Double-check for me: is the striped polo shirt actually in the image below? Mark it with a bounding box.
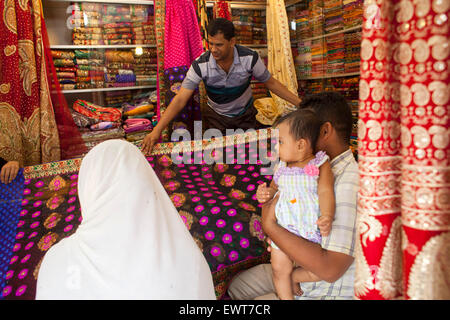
[181,45,271,117]
[296,149,359,300]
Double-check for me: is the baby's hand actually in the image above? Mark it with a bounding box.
[256,183,275,203]
[317,216,333,237]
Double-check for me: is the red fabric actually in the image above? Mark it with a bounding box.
[164,0,203,69]
[0,0,61,165]
[213,1,232,21]
[40,17,87,160]
[355,0,449,300]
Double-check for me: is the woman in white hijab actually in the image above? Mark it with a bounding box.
[36,139,216,300]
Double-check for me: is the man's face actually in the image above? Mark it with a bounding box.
[208,32,235,61]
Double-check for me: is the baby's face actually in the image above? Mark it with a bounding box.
[275,122,303,163]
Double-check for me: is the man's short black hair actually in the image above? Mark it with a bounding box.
[273,108,322,151]
[299,91,353,145]
[207,18,235,41]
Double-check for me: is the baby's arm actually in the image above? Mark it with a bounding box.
[292,266,322,283]
[317,160,335,236]
[256,180,278,203]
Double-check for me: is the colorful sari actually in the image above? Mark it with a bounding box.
[355,0,449,300]
[162,0,204,139]
[0,0,86,165]
[266,0,299,116]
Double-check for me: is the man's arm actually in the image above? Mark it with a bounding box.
[261,195,354,283]
[141,87,194,154]
[264,76,302,108]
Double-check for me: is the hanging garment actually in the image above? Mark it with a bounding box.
[163,0,204,138]
[266,0,299,116]
[35,140,216,300]
[355,0,449,300]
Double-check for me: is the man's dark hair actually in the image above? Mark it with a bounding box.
[273,108,322,151]
[207,18,235,41]
[299,91,352,145]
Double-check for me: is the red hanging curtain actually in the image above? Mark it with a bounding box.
[0,0,86,165]
[355,0,449,299]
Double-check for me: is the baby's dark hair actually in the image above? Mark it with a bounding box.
[273,108,322,151]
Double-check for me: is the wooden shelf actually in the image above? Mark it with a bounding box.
[207,1,266,9]
[298,72,360,80]
[299,25,363,42]
[61,85,156,94]
[46,0,154,5]
[50,44,156,49]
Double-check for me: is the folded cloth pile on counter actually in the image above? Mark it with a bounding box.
[122,90,157,142]
[105,50,136,87]
[70,99,125,151]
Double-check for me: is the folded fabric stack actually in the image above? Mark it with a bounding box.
[309,0,324,37]
[296,0,310,40]
[311,38,326,77]
[74,50,105,89]
[72,99,125,148]
[122,91,156,142]
[324,0,343,34]
[52,50,76,90]
[326,33,345,74]
[232,14,253,44]
[344,31,361,73]
[232,9,266,45]
[252,11,266,44]
[105,90,133,108]
[134,48,157,86]
[343,0,363,29]
[71,3,103,45]
[105,50,136,87]
[102,22,133,46]
[251,82,269,100]
[296,40,312,78]
[131,5,155,44]
[298,79,323,98]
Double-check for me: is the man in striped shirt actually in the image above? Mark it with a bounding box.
[142,18,301,155]
[228,92,359,300]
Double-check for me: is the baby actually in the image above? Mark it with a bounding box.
[257,108,335,299]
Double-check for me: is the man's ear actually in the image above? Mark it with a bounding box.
[321,122,333,140]
[230,37,236,46]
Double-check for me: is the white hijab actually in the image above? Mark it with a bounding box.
[36,140,216,300]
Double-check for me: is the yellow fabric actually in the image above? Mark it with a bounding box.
[254,97,281,125]
[266,0,298,115]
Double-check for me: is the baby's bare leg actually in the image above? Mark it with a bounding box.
[271,248,294,300]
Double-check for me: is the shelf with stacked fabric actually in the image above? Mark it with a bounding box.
[43,0,159,151]
[290,0,363,158]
